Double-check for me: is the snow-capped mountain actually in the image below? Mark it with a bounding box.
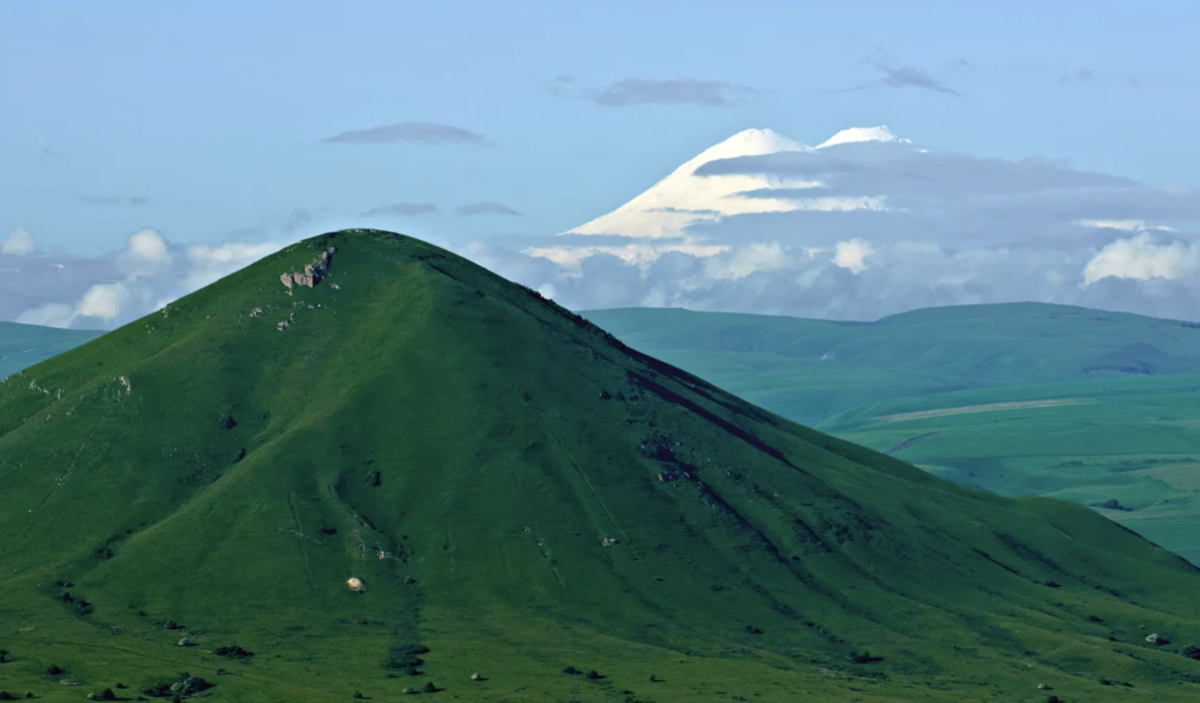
[524,126,909,266]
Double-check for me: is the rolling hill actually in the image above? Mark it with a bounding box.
[584,306,1200,567]
[583,305,1200,425]
[2,230,1200,702]
[0,322,101,380]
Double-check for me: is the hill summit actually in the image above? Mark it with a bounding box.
[1,229,1199,702]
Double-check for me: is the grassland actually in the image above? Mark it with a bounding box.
[586,306,1200,567]
[2,231,1200,701]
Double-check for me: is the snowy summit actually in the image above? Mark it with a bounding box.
[525,126,909,265]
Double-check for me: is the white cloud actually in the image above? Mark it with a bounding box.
[704,241,792,280]
[16,302,77,328]
[8,228,284,329]
[2,227,35,256]
[185,241,285,291]
[832,238,876,274]
[78,282,134,321]
[1082,233,1200,285]
[117,228,174,279]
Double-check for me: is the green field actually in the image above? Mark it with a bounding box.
[4,230,1200,701]
[586,306,1200,566]
[0,322,100,380]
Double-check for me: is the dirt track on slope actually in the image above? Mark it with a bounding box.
[878,398,1098,423]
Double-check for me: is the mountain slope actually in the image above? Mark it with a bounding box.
[0,321,101,379]
[2,230,1200,702]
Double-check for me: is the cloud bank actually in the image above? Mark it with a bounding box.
[9,128,1200,330]
[448,130,1200,323]
[6,229,284,329]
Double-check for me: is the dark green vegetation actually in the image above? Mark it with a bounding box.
[586,306,1200,565]
[2,230,1200,701]
[0,322,100,380]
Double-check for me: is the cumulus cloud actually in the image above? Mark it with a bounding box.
[591,78,767,107]
[1082,233,1200,285]
[323,122,488,145]
[9,228,283,329]
[457,202,522,217]
[2,227,35,256]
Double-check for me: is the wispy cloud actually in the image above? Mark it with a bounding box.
[82,196,149,206]
[323,121,488,145]
[361,203,438,217]
[549,75,768,107]
[832,54,961,95]
[548,74,576,98]
[457,202,522,217]
[1059,68,1140,89]
[591,78,767,107]
[282,208,314,235]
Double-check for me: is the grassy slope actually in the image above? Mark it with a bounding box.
[818,372,1200,566]
[0,322,101,380]
[586,306,1200,566]
[1,231,1200,702]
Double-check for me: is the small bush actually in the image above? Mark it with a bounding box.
[1182,644,1200,660]
[848,651,883,664]
[0,649,9,663]
[91,689,117,701]
[45,664,65,677]
[562,666,579,675]
[54,591,93,616]
[383,644,429,674]
[585,670,602,680]
[213,645,253,661]
[422,682,437,693]
[0,692,18,701]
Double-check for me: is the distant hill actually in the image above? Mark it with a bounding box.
[586,305,1200,566]
[0,321,101,379]
[585,304,1200,419]
[2,231,1199,702]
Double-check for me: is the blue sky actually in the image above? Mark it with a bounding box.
[4,1,1200,327]
[4,0,1195,252]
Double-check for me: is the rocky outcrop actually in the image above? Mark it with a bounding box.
[277,313,295,332]
[281,247,337,292]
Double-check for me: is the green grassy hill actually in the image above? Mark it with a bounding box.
[584,307,1200,569]
[819,372,1200,566]
[3,230,1200,702]
[0,322,100,380]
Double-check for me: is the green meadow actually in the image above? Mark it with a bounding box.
[2,232,1200,701]
[587,306,1200,565]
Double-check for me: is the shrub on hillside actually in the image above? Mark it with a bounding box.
[1182,644,1200,660]
[0,649,8,663]
[383,643,429,675]
[212,645,253,661]
[54,591,93,616]
[0,692,18,701]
